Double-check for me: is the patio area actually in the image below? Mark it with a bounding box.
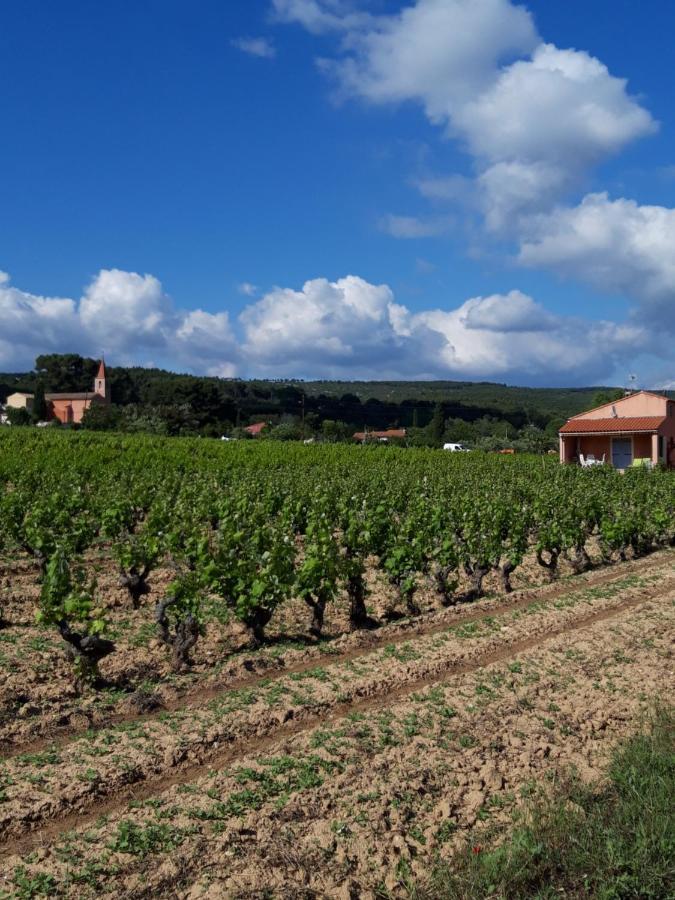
[559,432,657,469]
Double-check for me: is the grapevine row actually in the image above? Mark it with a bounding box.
[0,430,672,687]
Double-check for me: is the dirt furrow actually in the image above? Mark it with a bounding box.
[3,550,672,758]
[143,601,675,900]
[0,582,667,859]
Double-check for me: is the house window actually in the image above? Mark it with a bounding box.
[659,435,664,460]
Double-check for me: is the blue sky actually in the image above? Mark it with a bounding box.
[1,0,674,386]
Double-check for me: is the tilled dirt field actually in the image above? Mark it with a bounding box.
[0,551,673,897]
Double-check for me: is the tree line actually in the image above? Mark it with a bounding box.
[0,353,632,449]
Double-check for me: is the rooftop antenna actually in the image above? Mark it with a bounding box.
[625,373,638,396]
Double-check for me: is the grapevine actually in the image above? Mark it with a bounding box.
[0,428,671,686]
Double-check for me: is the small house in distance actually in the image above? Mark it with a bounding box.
[559,390,675,470]
[353,428,407,443]
[244,421,268,437]
[5,392,35,413]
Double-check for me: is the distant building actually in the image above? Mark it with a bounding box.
[559,390,675,470]
[244,421,268,436]
[46,359,111,424]
[6,392,35,412]
[7,360,111,425]
[353,428,407,443]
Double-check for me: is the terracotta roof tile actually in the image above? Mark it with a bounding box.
[559,416,666,434]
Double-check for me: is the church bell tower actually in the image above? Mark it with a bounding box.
[94,359,111,403]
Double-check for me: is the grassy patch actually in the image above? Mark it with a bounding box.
[189,753,342,821]
[108,820,189,856]
[413,705,674,899]
[382,642,421,663]
[9,867,57,898]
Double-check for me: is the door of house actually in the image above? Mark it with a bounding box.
[612,438,632,469]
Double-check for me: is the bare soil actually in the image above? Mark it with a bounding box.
[0,549,672,898]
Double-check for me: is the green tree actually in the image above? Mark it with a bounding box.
[591,389,624,409]
[516,424,555,454]
[7,407,31,426]
[35,353,98,392]
[81,404,123,431]
[267,422,303,441]
[321,419,352,442]
[443,418,476,444]
[427,403,446,446]
[32,381,48,422]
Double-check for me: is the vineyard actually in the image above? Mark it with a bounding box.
[0,429,673,897]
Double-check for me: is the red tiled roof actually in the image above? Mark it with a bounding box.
[96,359,106,379]
[559,416,666,434]
[244,421,267,435]
[353,429,407,441]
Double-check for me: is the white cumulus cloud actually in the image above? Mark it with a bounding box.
[80,270,169,349]
[325,0,537,116]
[239,275,421,376]
[461,290,557,333]
[454,43,655,167]
[519,193,675,331]
[239,274,648,382]
[277,1,657,229]
[0,268,661,385]
[0,269,240,376]
[415,301,644,381]
[0,275,82,371]
[272,0,670,351]
[271,0,370,34]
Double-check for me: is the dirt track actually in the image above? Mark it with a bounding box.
[0,552,673,897]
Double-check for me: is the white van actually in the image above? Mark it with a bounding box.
[443,442,469,452]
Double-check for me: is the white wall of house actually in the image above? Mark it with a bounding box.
[6,393,34,411]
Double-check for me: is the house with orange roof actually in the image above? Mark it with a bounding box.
[244,421,268,436]
[559,390,675,470]
[353,428,407,443]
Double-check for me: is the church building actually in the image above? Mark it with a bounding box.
[45,359,111,424]
[6,359,111,424]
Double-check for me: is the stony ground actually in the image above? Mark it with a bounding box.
[0,549,673,898]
